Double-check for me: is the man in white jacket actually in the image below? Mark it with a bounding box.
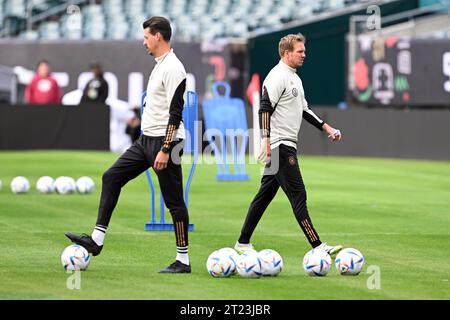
[235,33,343,256]
[66,16,191,274]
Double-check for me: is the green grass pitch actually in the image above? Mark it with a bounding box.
[0,151,449,300]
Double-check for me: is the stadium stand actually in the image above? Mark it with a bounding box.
[0,0,407,41]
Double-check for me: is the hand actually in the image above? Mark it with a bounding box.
[154,151,169,171]
[328,129,342,141]
[323,123,342,142]
[258,137,271,163]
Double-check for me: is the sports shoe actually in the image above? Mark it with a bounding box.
[315,242,343,257]
[65,232,103,256]
[159,260,191,273]
[234,241,255,254]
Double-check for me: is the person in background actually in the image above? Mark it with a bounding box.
[80,62,109,104]
[125,107,142,143]
[25,60,62,105]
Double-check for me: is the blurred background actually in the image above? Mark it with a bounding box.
[0,0,449,160]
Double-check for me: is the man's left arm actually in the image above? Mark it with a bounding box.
[302,97,342,142]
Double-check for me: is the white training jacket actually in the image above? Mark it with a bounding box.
[260,60,324,150]
[142,48,186,141]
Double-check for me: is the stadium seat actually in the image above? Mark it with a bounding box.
[60,11,83,40]
[39,21,60,39]
[4,0,27,18]
[19,29,39,40]
[2,0,410,41]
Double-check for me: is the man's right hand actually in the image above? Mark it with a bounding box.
[258,137,271,163]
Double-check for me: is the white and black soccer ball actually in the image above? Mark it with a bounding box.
[335,248,364,275]
[76,176,95,194]
[217,247,240,275]
[54,176,76,195]
[303,249,332,276]
[258,249,283,276]
[10,176,30,194]
[206,249,235,278]
[36,176,55,194]
[236,250,262,278]
[61,244,91,271]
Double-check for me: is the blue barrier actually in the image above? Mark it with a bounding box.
[142,91,197,231]
[202,81,249,181]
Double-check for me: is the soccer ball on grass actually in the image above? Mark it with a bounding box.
[76,176,95,194]
[36,176,55,194]
[258,249,283,276]
[335,248,364,275]
[61,244,91,271]
[236,250,262,278]
[10,176,30,194]
[303,249,332,276]
[206,249,236,278]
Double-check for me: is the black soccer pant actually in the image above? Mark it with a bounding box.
[238,144,321,247]
[96,135,189,248]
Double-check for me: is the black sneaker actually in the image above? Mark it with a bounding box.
[65,232,103,256]
[159,260,191,273]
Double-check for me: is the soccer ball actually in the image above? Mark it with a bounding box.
[217,247,239,274]
[303,249,332,276]
[258,249,283,276]
[36,176,55,194]
[0,179,2,191]
[61,244,91,271]
[54,176,76,195]
[236,250,262,278]
[206,249,235,278]
[335,248,364,275]
[76,176,95,194]
[10,176,30,194]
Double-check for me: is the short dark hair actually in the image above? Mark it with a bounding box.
[142,16,172,41]
[89,62,101,70]
[37,59,49,68]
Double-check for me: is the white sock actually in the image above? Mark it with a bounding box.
[176,246,189,265]
[91,225,107,246]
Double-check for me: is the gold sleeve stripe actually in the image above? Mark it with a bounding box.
[164,124,176,148]
[264,113,267,135]
[262,113,265,132]
[262,112,270,137]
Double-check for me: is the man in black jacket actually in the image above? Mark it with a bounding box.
[80,62,109,104]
